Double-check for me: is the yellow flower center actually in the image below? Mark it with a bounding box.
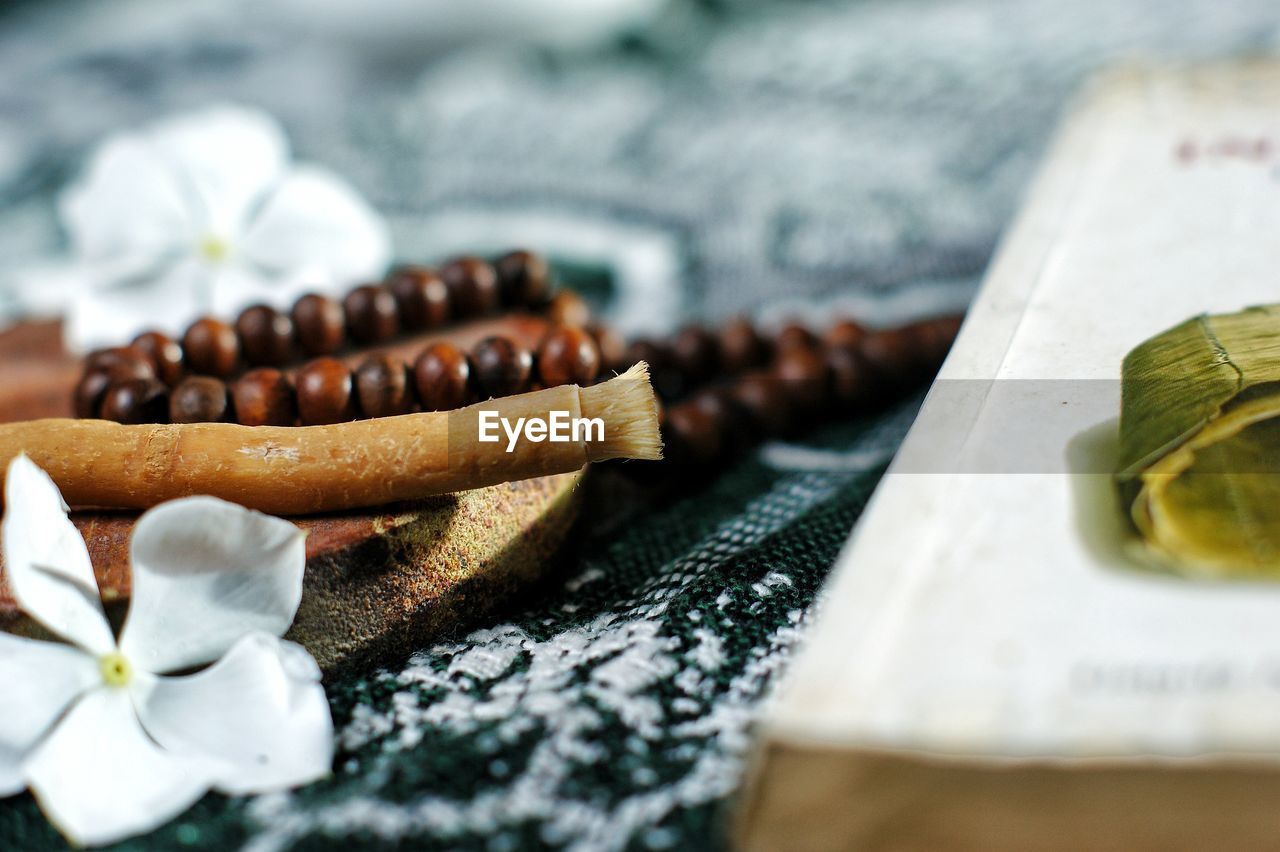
[99,652,133,688]
[199,234,230,264]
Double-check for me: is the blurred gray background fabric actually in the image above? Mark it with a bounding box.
[1,0,1279,849]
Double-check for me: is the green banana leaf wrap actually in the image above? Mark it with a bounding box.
[1118,305,1280,578]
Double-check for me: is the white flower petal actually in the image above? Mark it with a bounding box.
[119,497,306,673]
[241,165,390,285]
[133,632,332,794]
[62,257,211,351]
[3,259,93,321]
[207,261,283,317]
[1,456,114,655]
[0,632,97,796]
[148,105,289,239]
[58,133,194,276]
[24,688,214,847]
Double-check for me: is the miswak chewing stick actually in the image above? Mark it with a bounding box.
[0,364,660,515]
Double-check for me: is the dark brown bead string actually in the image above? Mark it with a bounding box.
[413,342,471,412]
[182,318,239,378]
[169,376,232,424]
[71,250,962,445]
[74,251,556,410]
[79,311,958,434]
[354,355,414,419]
[232,369,296,427]
[632,314,963,482]
[236,305,294,367]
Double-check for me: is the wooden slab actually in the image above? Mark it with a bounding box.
[0,316,583,673]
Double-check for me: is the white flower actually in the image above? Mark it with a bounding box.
[0,455,332,847]
[52,104,390,351]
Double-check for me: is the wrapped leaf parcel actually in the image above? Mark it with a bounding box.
[1118,305,1280,578]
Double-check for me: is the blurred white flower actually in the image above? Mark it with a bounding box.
[50,105,389,351]
[0,455,331,847]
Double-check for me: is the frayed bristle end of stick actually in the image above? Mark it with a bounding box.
[579,362,663,462]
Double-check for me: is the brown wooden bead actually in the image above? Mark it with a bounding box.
[79,347,155,419]
[537,327,601,387]
[664,402,722,467]
[296,357,358,425]
[585,323,626,373]
[732,372,792,437]
[413,342,471,411]
[671,325,719,385]
[231,369,297,427]
[624,338,681,399]
[773,345,829,412]
[546,290,590,328]
[775,322,819,352]
[691,387,752,457]
[182,318,239,378]
[826,344,872,410]
[908,316,962,373]
[387,266,449,331]
[130,332,184,385]
[622,338,668,371]
[441,257,499,318]
[100,378,168,424]
[169,376,231,423]
[344,284,399,344]
[495,250,550,307]
[718,317,768,373]
[74,371,114,420]
[85,346,154,379]
[292,294,346,356]
[470,336,533,398]
[860,327,917,384]
[825,319,867,351]
[355,355,414,419]
[74,358,153,419]
[235,305,294,367]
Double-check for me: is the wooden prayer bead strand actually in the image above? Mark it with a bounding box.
[586,323,627,375]
[772,344,830,416]
[386,266,450,331]
[774,322,820,353]
[296,357,359,426]
[545,290,591,328]
[84,346,154,379]
[70,251,565,408]
[235,305,295,367]
[344,284,400,345]
[292,293,346,357]
[131,332,185,385]
[232,369,298,427]
[536,327,601,388]
[413,342,472,411]
[74,354,155,420]
[495,250,550,308]
[100,378,169,424]
[182,318,240,378]
[825,319,867,351]
[470,336,534,399]
[718,317,770,374]
[169,376,233,424]
[441,257,499,318]
[618,313,963,485]
[354,354,415,419]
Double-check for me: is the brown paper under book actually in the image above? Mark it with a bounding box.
[0,364,659,514]
[738,64,1280,852]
